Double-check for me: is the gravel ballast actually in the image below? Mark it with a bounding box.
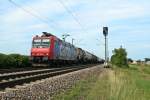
[0,65,103,100]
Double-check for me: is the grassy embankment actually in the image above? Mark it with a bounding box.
[53,64,150,100]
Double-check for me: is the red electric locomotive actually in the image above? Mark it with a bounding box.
[31,32,77,66]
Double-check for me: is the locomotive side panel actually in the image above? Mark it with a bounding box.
[54,40,77,61]
[53,39,60,59]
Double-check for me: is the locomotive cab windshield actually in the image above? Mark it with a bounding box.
[32,38,50,48]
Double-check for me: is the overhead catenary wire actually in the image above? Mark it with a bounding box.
[17,1,58,27]
[57,0,88,33]
[8,0,59,32]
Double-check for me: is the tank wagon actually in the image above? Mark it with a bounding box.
[30,32,103,66]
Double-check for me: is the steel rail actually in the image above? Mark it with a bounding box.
[0,66,89,90]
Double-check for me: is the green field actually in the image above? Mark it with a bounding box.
[53,64,150,100]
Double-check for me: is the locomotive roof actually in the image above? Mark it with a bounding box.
[33,32,55,39]
[33,32,75,47]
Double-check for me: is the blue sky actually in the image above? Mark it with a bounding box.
[0,0,150,60]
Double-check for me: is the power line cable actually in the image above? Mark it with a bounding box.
[19,1,58,28]
[8,0,58,32]
[57,0,87,33]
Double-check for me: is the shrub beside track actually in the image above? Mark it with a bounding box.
[0,53,31,69]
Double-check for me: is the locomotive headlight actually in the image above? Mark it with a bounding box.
[44,53,49,56]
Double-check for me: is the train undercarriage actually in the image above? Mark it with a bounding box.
[30,56,102,67]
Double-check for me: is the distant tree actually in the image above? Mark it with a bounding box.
[0,53,7,68]
[4,55,16,68]
[111,46,128,67]
[128,58,133,63]
[136,60,142,65]
[9,54,22,67]
[145,58,150,62]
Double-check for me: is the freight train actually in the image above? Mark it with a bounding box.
[30,32,104,66]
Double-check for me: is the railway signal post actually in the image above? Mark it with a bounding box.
[103,27,109,67]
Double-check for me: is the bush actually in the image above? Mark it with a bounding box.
[9,54,23,67]
[111,46,128,68]
[21,55,31,67]
[0,53,31,69]
[0,53,7,68]
[5,55,16,68]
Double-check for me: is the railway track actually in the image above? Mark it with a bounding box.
[0,64,96,90]
[0,67,48,74]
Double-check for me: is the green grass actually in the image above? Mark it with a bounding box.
[53,65,150,100]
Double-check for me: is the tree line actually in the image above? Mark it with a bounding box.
[0,53,31,69]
